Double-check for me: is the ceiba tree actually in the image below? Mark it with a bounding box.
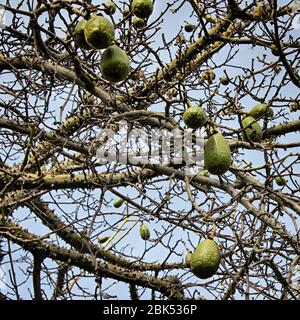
[0,0,299,300]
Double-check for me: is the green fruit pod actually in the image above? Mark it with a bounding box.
[184,24,194,33]
[183,106,207,129]
[73,19,93,50]
[100,45,131,82]
[113,197,124,208]
[84,15,115,49]
[249,103,273,119]
[103,2,116,15]
[185,251,193,266]
[242,116,263,142]
[140,223,150,240]
[132,0,153,19]
[204,133,232,175]
[275,176,287,187]
[190,239,221,279]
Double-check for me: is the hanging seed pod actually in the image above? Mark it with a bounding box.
[274,175,287,186]
[84,15,115,49]
[73,19,93,50]
[132,17,146,29]
[242,116,263,142]
[140,223,150,240]
[204,133,232,175]
[100,45,131,83]
[103,2,116,15]
[113,197,124,208]
[184,23,194,33]
[190,239,221,279]
[132,0,153,19]
[183,105,207,129]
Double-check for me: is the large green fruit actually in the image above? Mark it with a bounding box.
[204,133,232,175]
[242,116,263,142]
[104,2,116,15]
[190,239,221,279]
[183,106,207,129]
[140,223,150,240]
[73,19,93,50]
[249,103,273,119]
[84,15,115,49]
[100,45,130,82]
[113,197,124,208]
[132,0,153,19]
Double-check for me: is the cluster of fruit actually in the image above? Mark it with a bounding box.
[114,195,221,279]
[183,102,276,176]
[181,101,287,278]
[73,0,154,82]
[78,2,285,281]
[113,197,151,241]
